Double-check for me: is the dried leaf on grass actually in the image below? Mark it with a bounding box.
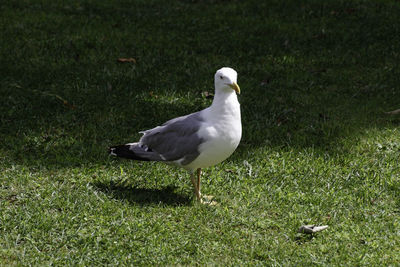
[385,108,400,115]
[298,225,329,234]
[117,58,136,63]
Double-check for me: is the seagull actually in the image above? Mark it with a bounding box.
[109,67,241,204]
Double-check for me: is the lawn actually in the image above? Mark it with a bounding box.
[1,0,400,265]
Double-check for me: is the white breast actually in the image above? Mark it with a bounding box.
[183,99,242,171]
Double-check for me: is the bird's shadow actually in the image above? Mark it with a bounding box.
[93,181,192,206]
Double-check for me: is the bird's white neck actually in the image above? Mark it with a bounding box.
[209,90,240,116]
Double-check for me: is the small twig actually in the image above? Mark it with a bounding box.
[32,89,76,109]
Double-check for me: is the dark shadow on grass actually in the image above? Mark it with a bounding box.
[1,0,400,170]
[93,181,192,206]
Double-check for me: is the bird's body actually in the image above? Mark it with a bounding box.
[183,91,241,171]
[109,67,241,204]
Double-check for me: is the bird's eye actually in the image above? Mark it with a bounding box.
[220,75,223,79]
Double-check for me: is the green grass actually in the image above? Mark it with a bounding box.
[1,0,400,265]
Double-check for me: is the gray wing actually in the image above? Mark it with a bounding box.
[139,111,205,165]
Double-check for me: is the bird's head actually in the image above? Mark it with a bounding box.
[214,67,240,94]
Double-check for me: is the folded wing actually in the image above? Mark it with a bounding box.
[110,112,205,166]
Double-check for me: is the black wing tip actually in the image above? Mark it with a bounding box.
[108,144,150,161]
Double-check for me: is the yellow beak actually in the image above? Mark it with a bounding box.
[228,82,240,94]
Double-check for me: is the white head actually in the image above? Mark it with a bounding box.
[214,67,240,94]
